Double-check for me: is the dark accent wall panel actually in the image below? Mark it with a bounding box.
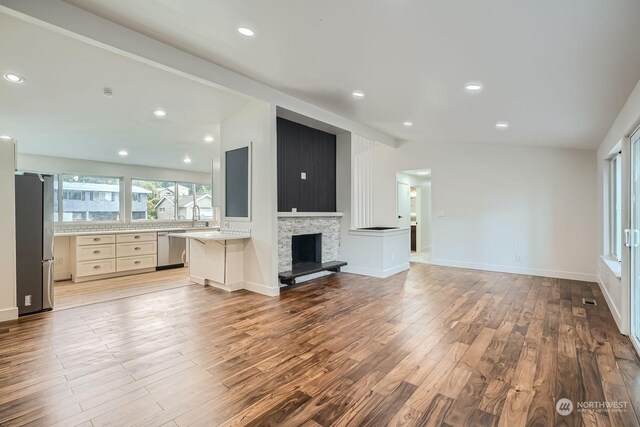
[277,117,336,212]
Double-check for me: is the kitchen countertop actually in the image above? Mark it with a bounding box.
[54,226,218,237]
[168,230,251,241]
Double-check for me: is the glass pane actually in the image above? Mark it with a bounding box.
[614,156,622,261]
[62,175,121,222]
[177,183,195,220]
[632,130,640,350]
[196,184,214,220]
[131,180,176,220]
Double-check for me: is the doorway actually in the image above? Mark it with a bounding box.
[397,170,431,264]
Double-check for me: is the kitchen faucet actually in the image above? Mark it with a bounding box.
[192,204,201,223]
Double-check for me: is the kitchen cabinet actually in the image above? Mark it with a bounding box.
[70,232,158,282]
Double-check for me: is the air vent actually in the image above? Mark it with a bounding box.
[582,298,597,306]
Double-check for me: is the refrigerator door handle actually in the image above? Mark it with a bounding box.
[42,259,54,311]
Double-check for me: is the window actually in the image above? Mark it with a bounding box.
[61,174,122,222]
[610,153,622,261]
[131,180,175,220]
[132,179,213,221]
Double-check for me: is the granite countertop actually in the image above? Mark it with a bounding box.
[54,226,219,237]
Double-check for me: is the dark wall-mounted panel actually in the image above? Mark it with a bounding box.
[225,146,249,218]
[277,117,336,212]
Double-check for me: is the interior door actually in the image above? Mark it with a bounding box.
[631,127,640,351]
[397,181,411,228]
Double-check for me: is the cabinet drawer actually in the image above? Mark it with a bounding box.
[117,255,156,272]
[117,241,157,257]
[76,244,116,261]
[76,259,115,277]
[76,234,115,246]
[116,232,156,243]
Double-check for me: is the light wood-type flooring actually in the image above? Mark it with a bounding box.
[53,268,192,311]
[1,263,639,426]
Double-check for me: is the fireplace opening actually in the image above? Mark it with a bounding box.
[292,233,322,268]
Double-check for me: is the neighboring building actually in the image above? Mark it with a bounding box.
[154,193,213,220]
[56,182,150,221]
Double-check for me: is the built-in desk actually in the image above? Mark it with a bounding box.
[168,231,251,292]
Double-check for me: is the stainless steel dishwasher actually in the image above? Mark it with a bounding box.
[157,230,187,269]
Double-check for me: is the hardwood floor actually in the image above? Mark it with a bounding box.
[1,263,639,426]
[54,268,193,310]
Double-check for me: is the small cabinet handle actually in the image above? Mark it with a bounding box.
[93,238,101,242]
[134,260,141,265]
[134,247,141,251]
[93,250,101,254]
[134,235,141,239]
[93,265,101,270]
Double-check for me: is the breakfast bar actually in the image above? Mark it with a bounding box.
[168,230,251,292]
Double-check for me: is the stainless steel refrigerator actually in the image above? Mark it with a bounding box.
[15,173,54,315]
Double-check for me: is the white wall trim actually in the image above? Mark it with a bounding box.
[597,274,626,335]
[243,281,280,297]
[0,307,18,323]
[430,258,597,283]
[342,263,410,279]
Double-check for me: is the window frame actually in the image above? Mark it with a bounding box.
[130,179,213,222]
[609,152,623,262]
[58,174,125,224]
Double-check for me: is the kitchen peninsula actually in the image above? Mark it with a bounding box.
[169,230,251,292]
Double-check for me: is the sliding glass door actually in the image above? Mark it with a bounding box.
[630,127,640,351]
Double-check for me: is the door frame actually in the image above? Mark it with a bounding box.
[629,126,640,354]
[396,180,411,228]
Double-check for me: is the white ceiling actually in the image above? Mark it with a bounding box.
[62,0,640,149]
[0,13,250,172]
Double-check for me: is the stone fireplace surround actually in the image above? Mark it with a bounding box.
[277,213,342,281]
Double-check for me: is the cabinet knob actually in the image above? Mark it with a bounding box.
[134,235,141,239]
[134,261,141,265]
[93,265,101,270]
[93,238,101,241]
[93,250,101,254]
[134,247,141,251]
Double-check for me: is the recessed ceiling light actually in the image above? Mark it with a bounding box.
[403,121,413,127]
[238,27,255,37]
[464,83,482,92]
[153,109,166,117]
[0,135,11,140]
[352,90,365,99]
[184,157,192,164]
[3,73,24,83]
[416,171,430,176]
[204,135,214,143]
[118,150,128,156]
[496,122,509,129]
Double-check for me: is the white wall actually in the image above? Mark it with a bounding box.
[220,99,278,296]
[596,79,640,333]
[374,140,597,281]
[0,140,17,321]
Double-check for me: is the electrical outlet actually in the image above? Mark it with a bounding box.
[55,257,63,265]
[516,255,523,262]
[301,172,307,180]
[25,295,31,306]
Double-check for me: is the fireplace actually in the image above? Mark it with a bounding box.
[291,233,322,268]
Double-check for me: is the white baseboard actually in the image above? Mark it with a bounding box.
[342,262,410,279]
[0,307,18,323]
[596,274,626,334]
[430,258,596,283]
[244,281,280,297]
